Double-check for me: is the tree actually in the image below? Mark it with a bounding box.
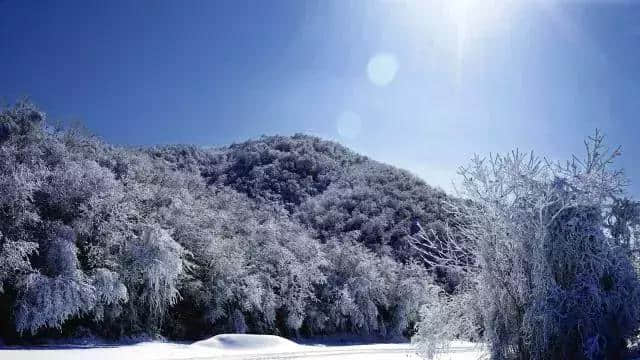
[120,225,187,331]
[0,235,38,294]
[411,131,640,360]
[14,224,96,335]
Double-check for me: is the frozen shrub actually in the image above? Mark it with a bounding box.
[412,286,480,359]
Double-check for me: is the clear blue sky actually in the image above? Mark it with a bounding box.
[2,0,640,195]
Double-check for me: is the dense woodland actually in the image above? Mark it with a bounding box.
[4,101,640,359]
[0,102,455,343]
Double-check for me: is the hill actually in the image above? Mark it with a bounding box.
[0,102,457,343]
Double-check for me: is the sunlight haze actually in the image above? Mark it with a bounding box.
[2,0,639,194]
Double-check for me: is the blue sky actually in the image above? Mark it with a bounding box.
[2,0,640,195]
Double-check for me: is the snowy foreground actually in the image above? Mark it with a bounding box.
[0,334,485,360]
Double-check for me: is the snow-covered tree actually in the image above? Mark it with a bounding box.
[14,225,96,334]
[121,225,187,330]
[0,235,38,294]
[312,236,431,338]
[411,131,640,360]
[204,236,264,333]
[14,273,96,334]
[91,268,129,323]
[0,100,44,145]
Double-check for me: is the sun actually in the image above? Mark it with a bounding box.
[402,0,516,79]
[443,0,514,56]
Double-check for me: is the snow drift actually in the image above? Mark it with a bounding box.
[192,333,303,352]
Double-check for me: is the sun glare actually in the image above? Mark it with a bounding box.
[447,0,512,29]
[403,0,516,81]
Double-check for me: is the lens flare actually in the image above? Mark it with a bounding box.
[367,53,399,87]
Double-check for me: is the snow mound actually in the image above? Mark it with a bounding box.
[192,334,301,352]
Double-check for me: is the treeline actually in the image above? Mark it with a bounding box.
[0,102,455,343]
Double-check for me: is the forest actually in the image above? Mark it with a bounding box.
[0,101,454,343]
[3,101,640,360]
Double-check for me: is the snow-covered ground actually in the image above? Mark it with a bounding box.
[0,334,485,360]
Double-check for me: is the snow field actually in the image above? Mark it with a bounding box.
[0,334,485,360]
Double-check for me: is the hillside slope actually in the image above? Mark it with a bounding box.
[148,135,454,260]
[0,102,457,343]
